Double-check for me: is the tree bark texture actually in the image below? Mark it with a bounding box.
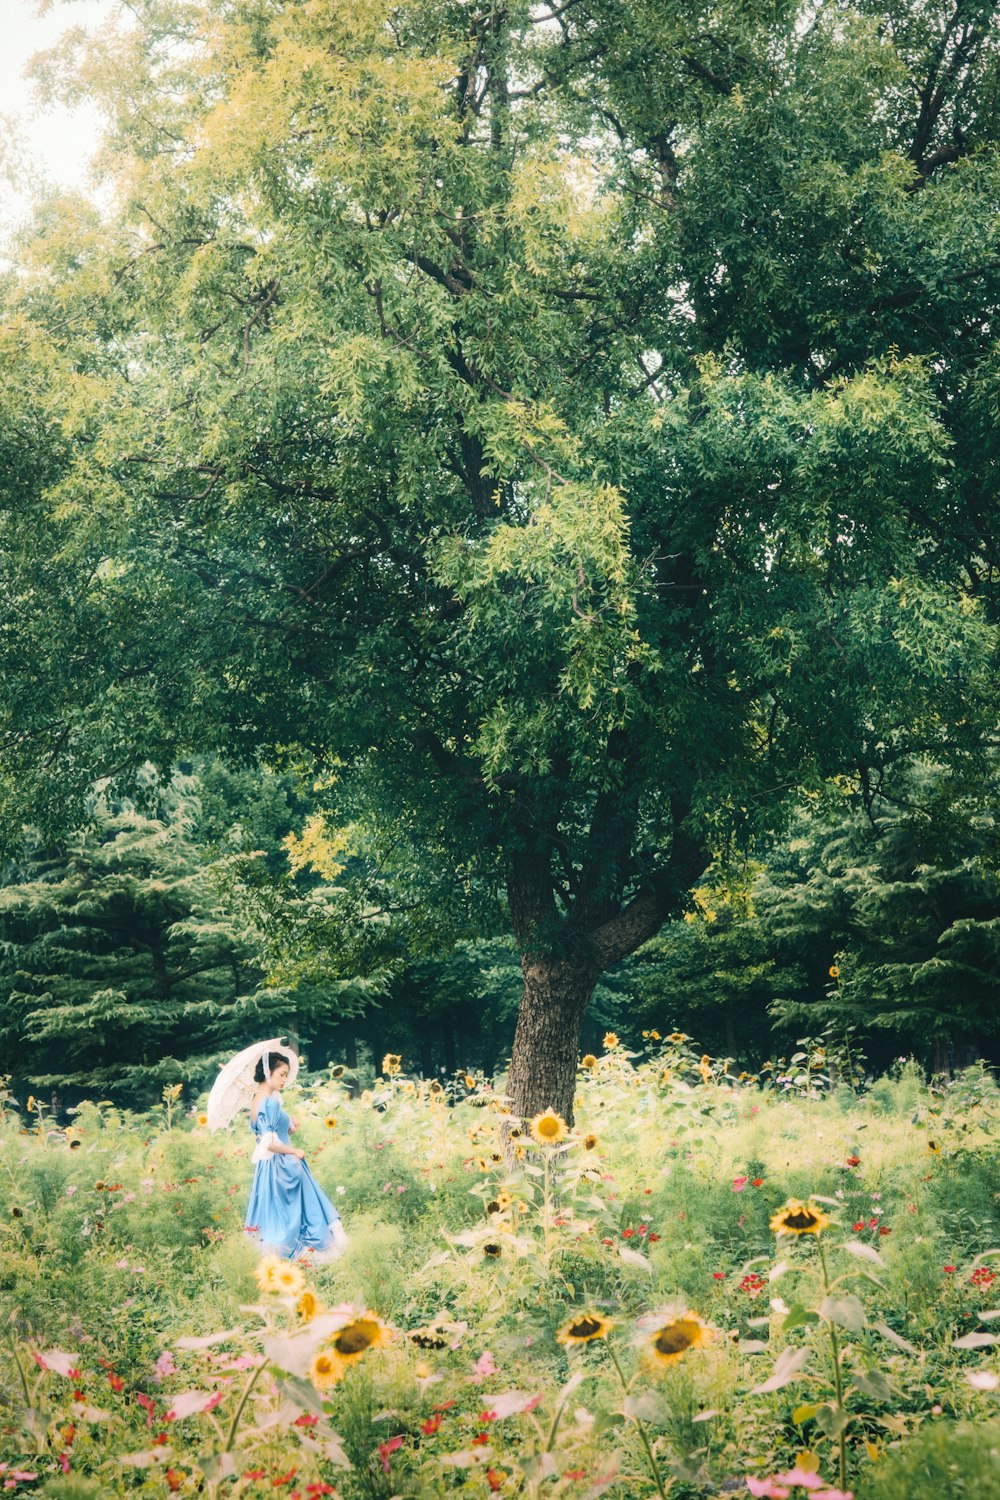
[508,952,599,1127]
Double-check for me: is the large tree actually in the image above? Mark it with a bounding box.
[2,0,999,1120]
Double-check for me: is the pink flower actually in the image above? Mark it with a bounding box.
[153,1351,176,1382]
[732,1176,748,1192]
[746,1480,789,1498]
[772,1471,823,1489]
[470,1350,496,1382]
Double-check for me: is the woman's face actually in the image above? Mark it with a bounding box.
[270,1062,290,1090]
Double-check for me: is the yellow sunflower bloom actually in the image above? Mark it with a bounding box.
[668,1032,687,1044]
[581,1133,598,1150]
[309,1349,342,1390]
[324,1116,338,1129]
[254,1254,285,1294]
[297,1289,321,1322]
[327,1313,390,1374]
[828,965,840,978]
[769,1199,832,1236]
[603,1032,619,1050]
[196,1112,208,1127]
[273,1261,306,1297]
[580,1054,598,1070]
[557,1312,613,1346]
[644,1309,712,1369]
[382,1053,402,1077]
[927,1140,941,1154]
[529,1108,569,1146]
[330,1065,346,1078]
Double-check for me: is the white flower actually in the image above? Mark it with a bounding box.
[336,1185,345,1195]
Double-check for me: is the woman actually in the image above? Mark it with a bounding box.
[244,1051,348,1260]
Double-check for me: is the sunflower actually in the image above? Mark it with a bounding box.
[428,1080,444,1096]
[329,1313,390,1368]
[529,1108,569,1147]
[483,1242,502,1258]
[254,1254,285,1294]
[409,1328,449,1350]
[642,1029,661,1042]
[196,1112,208,1127]
[309,1349,342,1390]
[324,1116,338,1130]
[927,1140,942,1154]
[273,1261,307,1297]
[463,1073,476,1089]
[557,1312,613,1347]
[769,1199,832,1237]
[508,1126,523,1140]
[580,1054,598,1070]
[668,1032,687,1044]
[644,1310,711,1369]
[581,1133,598,1151]
[330,1065,346,1078]
[828,965,840,978]
[603,1032,619,1050]
[297,1289,322,1322]
[382,1053,402,1077]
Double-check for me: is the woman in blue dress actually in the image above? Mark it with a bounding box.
[244,1052,348,1260]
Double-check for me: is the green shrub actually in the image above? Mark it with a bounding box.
[859,1418,1000,1500]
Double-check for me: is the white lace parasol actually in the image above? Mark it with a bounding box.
[206,1038,300,1131]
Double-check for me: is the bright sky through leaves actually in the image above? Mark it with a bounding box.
[0,0,111,241]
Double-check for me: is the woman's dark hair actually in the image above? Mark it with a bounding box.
[253,1052,290,1084]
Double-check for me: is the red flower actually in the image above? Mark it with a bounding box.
[852,1221,865,1232]
[58,1454,70,1475]
[879,1226,891,1236]
[868,1218,879,1229]
[109,1374,125,1393]
[243,1471,267,1480]
[751,1178,764,1188]
[845,1157,861,1168]
[944,1265,956,1273]
[272,1469,298,1487]
[293,1413,318,1428]
[421,1414,442,1436]
[564,1471,587,1481]
[377,1436,403,1474]
[432,1400,457,1412]
[479,1409,497,1423]
[712,1272,726,1280]
[166,1470,184,1493]
[472,1433,490,1446]
[648,1232,661,1242]
[487,1470,504,1492]
[621,1228,635,1238]
[306,1486,336,1497]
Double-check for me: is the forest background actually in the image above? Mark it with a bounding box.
[1,0,1000,1113]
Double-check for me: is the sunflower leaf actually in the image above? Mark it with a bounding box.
[874,1322,917,1353]
[819,1295,867,1334]
[843,1241,887,1268]
[750,1345,811,1394]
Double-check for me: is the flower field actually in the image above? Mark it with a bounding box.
[2,1047,999,1499]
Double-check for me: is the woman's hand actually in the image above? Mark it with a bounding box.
[294,1148,306,1161]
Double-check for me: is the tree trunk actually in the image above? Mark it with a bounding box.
[508,952,599,1127]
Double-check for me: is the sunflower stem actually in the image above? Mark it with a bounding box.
[607,1345,669,1500]
[223,1358,266,1452]
[817,1236,849,1493]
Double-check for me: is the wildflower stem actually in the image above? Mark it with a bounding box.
[817,1237,848,1493]
[607,1345,669,1500]
[223,1359,266,1451]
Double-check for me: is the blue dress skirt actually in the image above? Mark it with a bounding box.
[244,1094,347,1260]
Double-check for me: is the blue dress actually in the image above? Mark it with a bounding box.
[245,1094,345,1259]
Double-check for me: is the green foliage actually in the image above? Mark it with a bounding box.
[859,1418,1000,1500]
